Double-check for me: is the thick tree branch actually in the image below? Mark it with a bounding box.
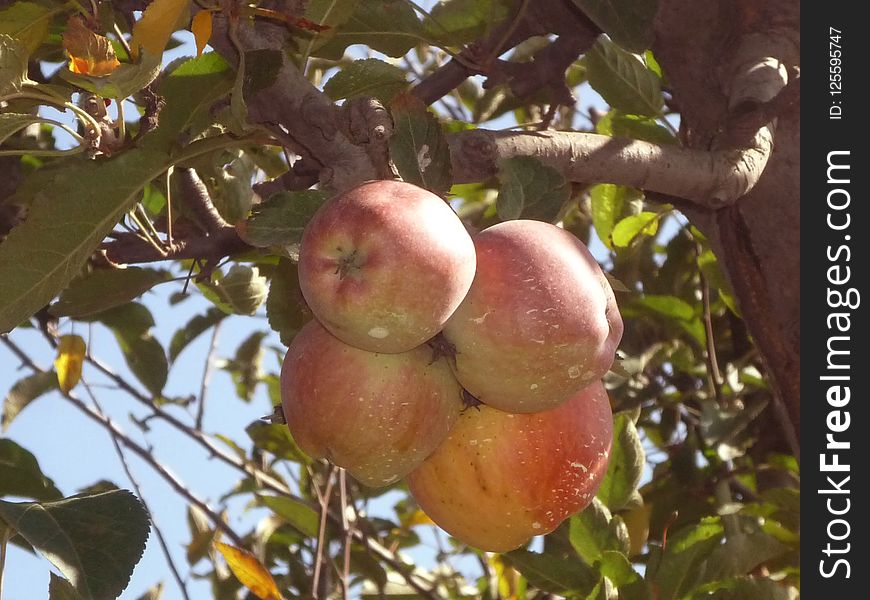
[208,15,377,192]
[448,129,772,208]
[102,228,248,265]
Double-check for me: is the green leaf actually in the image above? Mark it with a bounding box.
[596,110,674,145]
[596,413,644,512]
[0,490,150,600]
[0,112,43,145]
[650,517,724,600]
[50,267,169,318]
[586,37,663,117]
[0,2,52,53]
[259,495,319,538]
[700,398,767,461]
[92,303,168,397]
[0,146,168,334]
[389,94,452,196]
[700,525,789,585]
[199,265,268,316]
[688,576,798,600]
[324,58,409,103]
[611,211,660,247]
[569,498,629,565]
[226,331,268,402]
[169,308,226,362]
[246,421,311,464]
[0,34,29,95]
[60,50,162,99]
[240,190,328,248]
[504,549,600,596]
[599,550,645,590]
[590,184,641,249]
[634,294,694,321]
[266,258,310,347]
[423,0,514,45]
[48,573,82,600]
[2,371,58,432]
[313,0,424,60]
[206,153,256,224]
[0,438,62,500]
[496,156,571,222]
[570,0,657,53]
[153,52,234,146]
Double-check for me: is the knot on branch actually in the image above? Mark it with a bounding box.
[338,97,397,180]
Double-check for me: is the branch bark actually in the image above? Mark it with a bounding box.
[448,129,772,208]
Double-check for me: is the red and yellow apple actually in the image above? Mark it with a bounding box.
[442,220,623,413]
[407,380,613,552]
[280,320,463,487]
[298,180,476,354]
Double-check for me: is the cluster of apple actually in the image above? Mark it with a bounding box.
[280,180,623,552]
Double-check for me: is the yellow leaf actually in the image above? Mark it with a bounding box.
[191,10,212,57]
[62,16,120,77]
[214,542,282,600]
[130,0,190,60]
[400,508,435,528]
[54,335,86,393]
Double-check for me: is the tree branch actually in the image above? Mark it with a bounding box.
[448,129,773,208]
[208,15,377,192]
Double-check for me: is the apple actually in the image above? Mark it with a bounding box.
[280,320,463,487]
[442,220,623,413]
[407,380,613,552]
[298,180,476,354]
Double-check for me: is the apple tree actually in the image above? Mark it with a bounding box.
[0,0,799,598]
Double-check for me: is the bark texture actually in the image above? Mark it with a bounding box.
[653,0,800,439]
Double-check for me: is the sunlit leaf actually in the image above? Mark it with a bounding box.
[62,16,120,76]
[54,334,86,394]
[611,211,660,247]
[0,438,62,500]
[651,517,724,600]
[246,420,310,463]
[0,490,150,600]
[423,0,513,45]
[48,572,80,600]
[504,549,599,596]
[191,10,213,57]
[2,370,58,432]
[596,110,674,145]
[569,498,629,565]
[130,0,191,59]
[60,49,162,99]
[214,541,282,600]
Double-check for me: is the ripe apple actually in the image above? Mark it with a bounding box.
[442,220,623,413]
[280,320,463,487]
[407,380,613,552]
[297,180,476,354]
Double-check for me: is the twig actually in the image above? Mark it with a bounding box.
[176,168,229,235]
[196,321,222,429]
[695,242,724,403]
[485,0,532,68]
[312,467,337,599]
[81,380,192,600]
[0,337,245,548]
[338,469,353,600]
